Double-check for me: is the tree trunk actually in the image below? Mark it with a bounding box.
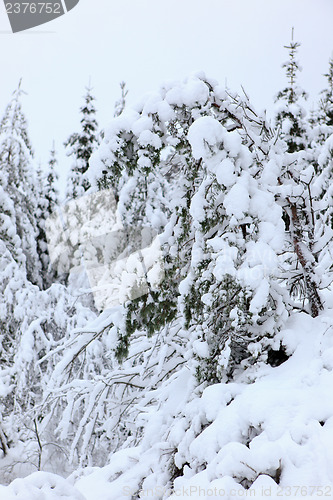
[289,203,323,317]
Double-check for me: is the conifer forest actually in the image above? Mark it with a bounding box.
[1,26,333,499]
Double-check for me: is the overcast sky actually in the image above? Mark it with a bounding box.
[1,0,333,188]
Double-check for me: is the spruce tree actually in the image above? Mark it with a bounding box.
[114,81,128,117]
[0,85,98,471]
[273,35,324,317]
[65,85,99,200]
[319,55,333,127]
[36,143,60,288]
[275,30,308,153]
[308,56,333,148]
[183,111,290,382]
[0,80,41,286]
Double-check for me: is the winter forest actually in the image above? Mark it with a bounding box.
[1,33,333,499]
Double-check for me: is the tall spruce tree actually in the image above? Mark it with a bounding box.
[0,80,41,286]
[0,87,96,465]
[275,30,308,153]
[36,143,60,288]
[273,34,324,317]
[65,85,99,200]
[0,83,44,455]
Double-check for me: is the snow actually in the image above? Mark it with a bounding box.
[249,277,270,314]
[318,133,333,168]
[189,182,209,222]
[3,64,333,500]
[243,240,279,277]
[159,311,333,499]
[261,158,281,185]
[216,158,236,187]
[85,233,164,310]
[131,115,153,135]
[222,130,242,158]
[188,116,224,160]
[137,129,162,149]
[212,244,238,279]
[192,339,209,358]
[0,472,85,500]
[166,78,209,108]
[223,179,250,220]
[0,310,332,499]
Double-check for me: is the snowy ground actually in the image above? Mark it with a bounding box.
[1,308,333,499]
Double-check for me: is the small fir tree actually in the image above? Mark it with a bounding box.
[65,85,99,200]
[114,81,128,117]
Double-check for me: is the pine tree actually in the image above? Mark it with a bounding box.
[65,85,99,200]
[275,30,308,153]
[183,110,290,382]
[0,80,41,286]
[0,82,42,456]
[273,35,324,317]
[311,90,333,270]
[45,143,60,212]
[36,143,60,288]
[308,56,333,148]
[319,55,333,127]
[114,81,128,117]
[0,85,100,474]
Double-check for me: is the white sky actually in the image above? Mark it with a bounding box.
[1,0,333,188]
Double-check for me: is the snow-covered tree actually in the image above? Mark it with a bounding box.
[271,35,324,317]
[42,74,293,467]
[319,55,333,127]
[307,57,333,252]
[114,81,128,118]
[0,80,41,286]
[2,38,333,496]
[40,71,322,490]
[0,87,96,472]
[274,32,308,153]
[45,143,60,214]
[65,85,99,200]
[308,56,333,149]
[183,110,289,383]
[36,144,60,289]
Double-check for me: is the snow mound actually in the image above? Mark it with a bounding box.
[0,472,86,500]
